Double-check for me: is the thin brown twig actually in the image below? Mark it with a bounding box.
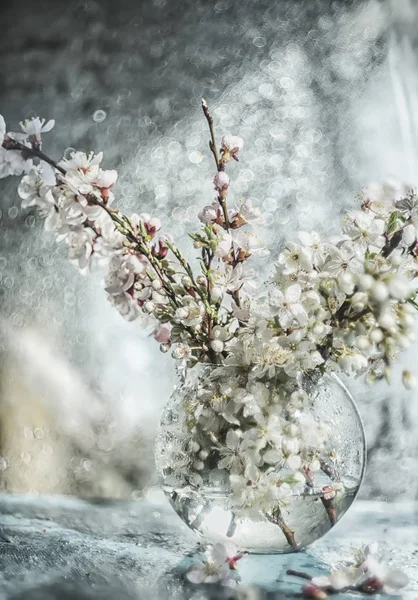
[2,137,66,175]
[265,506,297,549]
[201,98,220,170]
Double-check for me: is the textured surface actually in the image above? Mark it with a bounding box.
[0,492,417,599]
[1,0,418,500]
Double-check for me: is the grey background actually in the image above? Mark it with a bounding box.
[1,0,418,500]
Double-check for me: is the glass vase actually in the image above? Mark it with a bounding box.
[155,364,366,554]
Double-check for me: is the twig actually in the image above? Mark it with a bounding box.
[320,497,337,526]
[265,506,297,549]
[286,569,384,595]
[2,137,66,175]
[201,98,220,170]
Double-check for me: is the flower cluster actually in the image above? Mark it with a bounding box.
[186,541,245,587]
[288,543,409,598]
[1,106,269,362]
[158,363,345,549]
[2,107,418,385]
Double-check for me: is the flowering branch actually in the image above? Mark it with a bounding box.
[287,543,409,598]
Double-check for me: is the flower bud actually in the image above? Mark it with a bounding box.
[211,339,225,353]
[370,328,384,344]
[351,292,367,312]
[152,279,163,291]
[196,275,206,287]
[337,272,354,295]
[370,282,389,303]
[211,286,224,302]
[389,276,410,300]
[378,312,396,330]
[181,276,193,288]
[357,274,374,291]
[302,583,328,599]
[213,171,230,192]
[212,325,228,341]
[190,441,200,453]
[356,335,370,351]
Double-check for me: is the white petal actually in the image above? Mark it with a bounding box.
[0,114,5,139]
[286,454,301,470]
[186,566,205,584]
[291,303,308,326]
[285,284,301,303]
[41,162,57,186]
[226,429,240,451]
[44,210,61,231]
[245,463,259,481]
[383,568,409,590]
[312,576,331,587]
[217,456,231,470]
[402,224,416,247]
[41,119,55,133]
[329,570,357,590]
[211,543,228,565]
[263,449,282,464]
[298,231,312,246]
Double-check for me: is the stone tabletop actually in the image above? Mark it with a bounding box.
[0,493,416,599]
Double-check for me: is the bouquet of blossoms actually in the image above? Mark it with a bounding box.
[1,103,418,551]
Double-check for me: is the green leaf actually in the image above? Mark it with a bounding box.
[386,211,401,237]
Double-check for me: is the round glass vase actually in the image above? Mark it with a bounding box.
[155,364,366,554]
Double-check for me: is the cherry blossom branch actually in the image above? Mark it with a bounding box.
[3,135,211,356]
[2,137,66,175]
[286,569,385,596]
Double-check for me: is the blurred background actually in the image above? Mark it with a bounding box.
[1,0,418,502]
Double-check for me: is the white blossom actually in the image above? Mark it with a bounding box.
[0,147,32,179]
[342,211,385,249]
[186,542,240,586]
[269,284,308,328]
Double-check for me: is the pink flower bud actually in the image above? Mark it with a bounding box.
[221,134,244,154]
[213,171,230,192]
[302,583,328,599]
[152,239,169,259]
[144,217,162,238]
[153,323,172,344]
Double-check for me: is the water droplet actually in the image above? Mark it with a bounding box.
[253,36,266,48]
[280,76,295,89]
[4,276,14,289]
[34,428,44,439]
[0,257,7,269]
[25,215,36,228]
[8,206,18,219]
[189,151,203,164]
[93,109,107,123]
